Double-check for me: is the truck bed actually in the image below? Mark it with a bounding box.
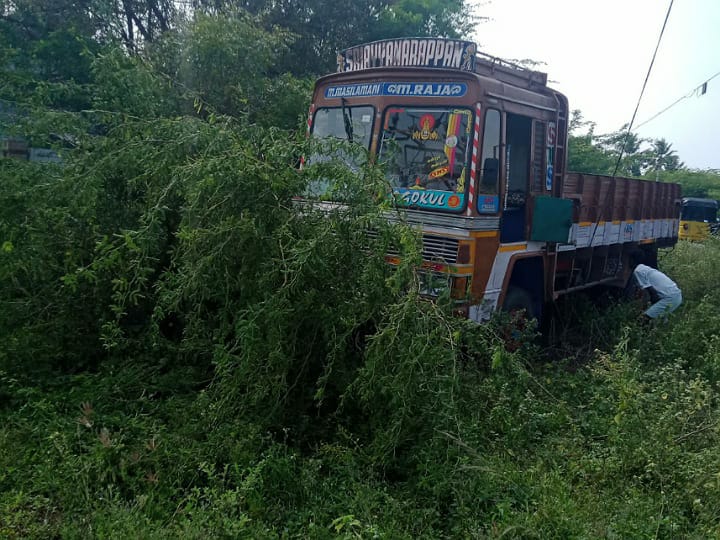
[562,173,681,223]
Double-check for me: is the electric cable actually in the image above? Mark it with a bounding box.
[611,0,674,177]
[587,0,674,251]
[634,69,720,130]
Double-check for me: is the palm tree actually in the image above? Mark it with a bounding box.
[651,138,683,172]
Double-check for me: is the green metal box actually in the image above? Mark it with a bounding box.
[531,196,573,243]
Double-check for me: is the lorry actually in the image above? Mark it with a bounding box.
[679,197,718,241]
[306,38,681,322]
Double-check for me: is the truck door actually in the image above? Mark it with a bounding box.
[500,113,532,242]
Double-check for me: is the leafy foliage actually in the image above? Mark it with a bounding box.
[568,109,685,178]
[0,159,102,372]
[0,0,177,52]
[190,0,476,75]
[4,3,720,538]
[655,168,720,199]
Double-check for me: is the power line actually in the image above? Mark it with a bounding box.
[587,0,675,249]
[611,0,674,177]
[634,69,720,130]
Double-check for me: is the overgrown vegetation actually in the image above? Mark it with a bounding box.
[5,215,720,536]
[3,1,720,537]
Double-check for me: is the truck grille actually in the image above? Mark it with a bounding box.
[420,235,459,263]
[366,230,459,264]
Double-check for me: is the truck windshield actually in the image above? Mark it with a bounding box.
[311,106,374,148]
[681,203,718,222]
[378,106,472,212]
[305,105,375,198]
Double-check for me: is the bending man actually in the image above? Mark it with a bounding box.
[630,251,683,320]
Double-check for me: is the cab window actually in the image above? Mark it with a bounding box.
[479,109,500,194]
[306,105,374,197]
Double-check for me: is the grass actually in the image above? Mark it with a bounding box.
[3,240,720,538]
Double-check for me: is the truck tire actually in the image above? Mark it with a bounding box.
[502,286,536,320]
[500,287,537,351]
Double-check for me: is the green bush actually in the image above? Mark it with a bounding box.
[3,29,720,536]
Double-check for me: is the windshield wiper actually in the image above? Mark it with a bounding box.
[341,98,353,142]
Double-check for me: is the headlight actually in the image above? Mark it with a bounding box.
[418,272,470,300]
[418,271,451,297]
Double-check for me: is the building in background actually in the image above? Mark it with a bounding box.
[0,100,61,163]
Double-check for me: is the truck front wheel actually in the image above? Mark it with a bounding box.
[502,286,536,320]
[500,286,538,351]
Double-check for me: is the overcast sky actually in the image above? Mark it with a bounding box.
[471,0,720,170]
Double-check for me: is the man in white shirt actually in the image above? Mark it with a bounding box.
[630,251,682,319]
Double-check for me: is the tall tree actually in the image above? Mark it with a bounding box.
[0,0,100,82]
[649,138,683,172]
[111,0,176,50]
[595,126,646,176]
[567,110,614,175]
[0,0,103,112]
[0,0,179,54]
[190,0,475,75]
[566,111,688,178]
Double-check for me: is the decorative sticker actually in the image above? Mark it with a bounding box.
[456,168,466,192]
[604,222,621,244]
[575,224,592,247]
[429,166,449,179]
[338,38,476,72]
[444,112,461,175]
[393,188,465,211]
[547,123,556,146]
[413,114,438,141]
[545,158,553,191]
[324,82,467,99]
[546,122,556,191]
[623,223,634,242]
[478,195,500,214]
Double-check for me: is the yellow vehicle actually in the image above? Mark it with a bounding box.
[679,197,718,241]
